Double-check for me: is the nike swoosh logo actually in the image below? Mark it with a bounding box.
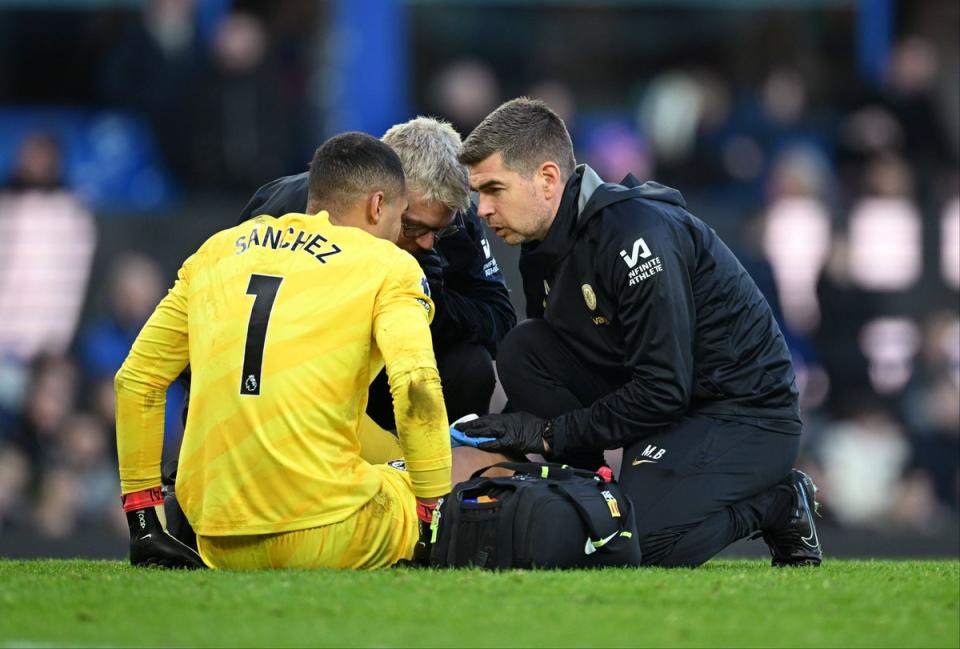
[797,482,820,549]
[584,531,619,555]
[631,459,658,466]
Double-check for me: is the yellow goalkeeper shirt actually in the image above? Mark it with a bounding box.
[115,212,452,536]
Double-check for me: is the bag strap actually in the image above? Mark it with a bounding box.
[549,483,633,554]
[468,461,599,482]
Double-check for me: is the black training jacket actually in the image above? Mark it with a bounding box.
[238,172,516,354]
[520,165,801,457]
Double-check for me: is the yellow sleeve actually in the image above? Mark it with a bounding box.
[373,254,452,498]
[115,254,195,494]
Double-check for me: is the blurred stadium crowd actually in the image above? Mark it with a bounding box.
[0,0,956,550]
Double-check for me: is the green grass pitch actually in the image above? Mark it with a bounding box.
[1,559,957,648]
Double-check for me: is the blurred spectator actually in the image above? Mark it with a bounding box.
[900,313,960,513]
[4,354,79,469]
[190,11,293,191]
[638,70,704,167]
[882,36,957,172]
[428,59,500,136]
[838,36,956,200]
[580,120,652,183]
[3,131,64,191]
[527,79,576,127]
[0,133,96,363]
[0,444,30,532]
[940,194,959,289]
[76,253,184,455]
[77,253,164,383]
[813,237,878,416]
[34,413,125,539]
[102,0,203,182]
[761,146,833,335]
[847,154,922,292]
[78,253,164,381]
[640,69,734,190]
[817,399,911,528]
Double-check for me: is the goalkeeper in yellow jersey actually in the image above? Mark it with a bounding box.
[115,132,452,569]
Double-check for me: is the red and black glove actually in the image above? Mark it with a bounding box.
[409,498,440,567]
[122,487,206,569]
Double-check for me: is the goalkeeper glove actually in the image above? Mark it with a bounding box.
[409,498,440,567]
[122,487,206,569]
[457,412,551,455]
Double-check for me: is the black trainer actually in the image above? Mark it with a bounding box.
[762,469,822,567]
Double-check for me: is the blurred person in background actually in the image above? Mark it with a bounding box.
[900,313,960,514]
[77,254,165,381]
[34,413,125,539]
[816,396,911,528]
[457,98,820,568]
[0,132,96,364]
[0,354,123,540]
[76,253,185,457]
[190,11,294,191]
[427,60,501,138]
[813,236,877,416]
[0,443,31,533]
[237,117,516,430]
[527,80,576,127]
[640,69,734,191]
[880,37,957,178]
[102,0,203,182]
[5,354,78,470]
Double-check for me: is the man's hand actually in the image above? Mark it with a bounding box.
[449,414,494,448]
[457,412,550,455]
[123,488,206,569]
[415,249,445,298]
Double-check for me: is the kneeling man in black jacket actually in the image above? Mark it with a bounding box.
[455,98,821,568]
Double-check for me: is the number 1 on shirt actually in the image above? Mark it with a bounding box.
[241,274,284,396]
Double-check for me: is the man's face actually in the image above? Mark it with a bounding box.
[396,190,457,253]
[469,152,553,245]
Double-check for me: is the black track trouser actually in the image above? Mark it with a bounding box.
[496,319,800,567]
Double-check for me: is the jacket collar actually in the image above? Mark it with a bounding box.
[576,164,605,221]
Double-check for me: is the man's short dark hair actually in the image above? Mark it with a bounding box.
[307,132,406,214]
[459,98,576,180]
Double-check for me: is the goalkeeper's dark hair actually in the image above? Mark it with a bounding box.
[307,132,406,216]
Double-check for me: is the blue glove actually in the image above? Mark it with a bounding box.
[457,412,548,454]
[450,423,494,448]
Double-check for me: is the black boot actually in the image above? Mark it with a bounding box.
[761,469,822,567]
